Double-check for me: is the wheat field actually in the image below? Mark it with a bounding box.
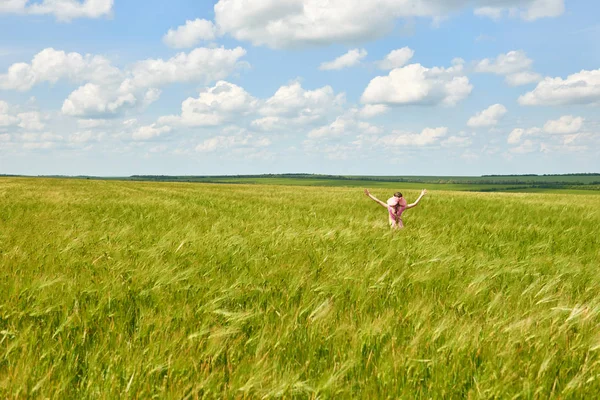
[1,178,599,398]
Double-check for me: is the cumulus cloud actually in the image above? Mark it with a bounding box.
[132,123,172,141]
[358,104,388,118]
[0,46,249,119]
[507,116,586,153]
[519,0,565,21]
[377,47,414,70]
[308,110,382,139]
[505,71,543,86]
[213,0,566,49]
[250,117,281,131]
[163,19,218,48]
[0,101,20,127]
[140,81,344,138]
[61,83,138,117]
[17,111,45,130]
[475,50,532,75]
[254,82,346,129]
[474,50,541,86]
[510,139,537,154]
[378,127,448,147]
[507,128,540,144]
[0,0,113,21]
[0,47,121,91]
[158,81,258,127]
[518,69,600,106]
[442,135,472,147]
[543,115,584,134]
[467,104,507,128]
[8,131,65,151]
[0,101,44,130]
[195,130,271,153]
[64,46,247,119]
[127,46,248,89]
[0,47,247,93]
[475,0,564,21]
[68,130,106,144]
[361,60,472,106]
[319,48,367,71]
[474,7,504,20]
[77,119,108,129]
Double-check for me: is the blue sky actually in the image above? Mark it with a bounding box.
[0,0,599,176]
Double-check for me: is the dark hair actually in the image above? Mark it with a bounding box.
[394,192,403,198]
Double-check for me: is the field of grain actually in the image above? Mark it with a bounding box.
[1,178,599,398]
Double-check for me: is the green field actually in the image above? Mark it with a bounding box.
[2,177,600,398]
[122,174,600,194]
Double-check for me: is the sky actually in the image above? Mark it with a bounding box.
[0,0,599,176]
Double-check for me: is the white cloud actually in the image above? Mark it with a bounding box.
[250,117,281,131]
[0,0,113,21]
[358,104,388,118]
[0,45,249,119]
[507,127,541,144]
[159,81,258,127]
[163,19,218,48]
[68,130,106,144]
[12,132,64,152]
[510,139,537,154]
[17,111,44,130]
[0,101,20,127]
[143,88,161,106]
[213,0,566,49]
[195,131,271,153]
[474,7,504,20]
[475,51,532,75]
[442,136,472,147]
[61,83,137,117]
[474,50,541,86]
[505,71,542,86]
[132,124,172,141]
[0,47,121,91]
[0,46,249,119]
[145,81,344,136]
[518,69,600,106]
[308,111,382,139]
[467,104,507,128]
[0,0,28,13]
[361,61,472,106]
[22,142,56,150]
[520,0,565,21]
[543,115,584,134]
[378,127,448,147]
[148,144,168,153]
[77,119,108,129]
[508,128,524,144]
[0,101,44,131]
[507,117,586,152]
[319,48,367,71]
[475,0,564,21]
[127,46,248,89]
[377,47,414,70]
[257,82,345,127]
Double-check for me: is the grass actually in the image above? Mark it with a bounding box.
[1,177,600,398]
[124,175,600,194]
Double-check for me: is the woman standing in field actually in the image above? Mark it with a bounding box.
[364,189,427,229]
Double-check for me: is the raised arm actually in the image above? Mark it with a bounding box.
[364,189,388,208]
[406,189,427,209]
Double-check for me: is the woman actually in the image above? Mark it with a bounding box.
[364,189,427,229]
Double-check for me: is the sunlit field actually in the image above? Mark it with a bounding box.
[1,178,599,398]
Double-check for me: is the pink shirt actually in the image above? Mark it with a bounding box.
[388,205,406,220]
